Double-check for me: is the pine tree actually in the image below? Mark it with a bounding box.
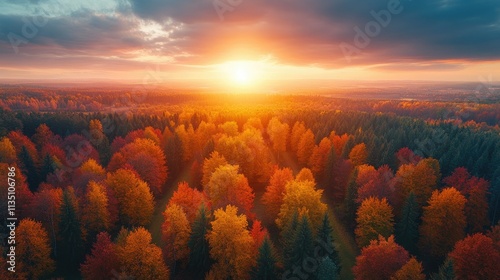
[396,192,419,254]
[288,215,315,276]
[323,145,338,187]
[317,257,339,280]
[342,168,359,231]
[430,259,455,280]
[19,146,39,191]
[316,212,341,271]
[252,237,278,280]
[58,187,84,273]
[188,205,212,278]
[282,210,299,270]
[40,154,55,182]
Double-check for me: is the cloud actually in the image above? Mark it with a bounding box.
[0,0,499,75]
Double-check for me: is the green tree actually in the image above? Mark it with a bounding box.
[396,192,419,254]
[252,237,278,280]
[282,210,300,270]
[316,212,341,271]
[288,215,315,277]
[317,257,339,280]
[188,205,212,278]
[40,154,56,182]
[19,146,39,191]
[58,187,84,272]
[430,259,455,280]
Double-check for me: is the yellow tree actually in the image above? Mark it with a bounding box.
[395,159,438,209]
[297,129,315,165]
[390,258,425,280]
[276,179,327,230]
[206,164,254,217]
[16,219,55,279]
[0,137,17,163]
[202,151,228,188]
[118,227,170,280]
[308,137,332,176]
[106,169,154,226]
[261,167,294,222]
[349,143,368,166]
[419,187,466,259]
[207,205,255,280]
[82,181,110,237]
[295,167,315,183]
[267,117,289,154]
[162,204,192,266]
[355,197,394,247]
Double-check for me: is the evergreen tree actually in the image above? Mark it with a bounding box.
[282,210,300,270]
[317,257,339,280]
[58,187,84,273]
[430,259,455,280]
[341,137,355,159]
[188,205,212,278]
[323,145,338,187]
[396,192,420,254]
[40,154,55,182]
[316,212,341,271]
[252,237,278,280]
[288,215,314,276]
[342,168,359,231]
[19,146,39,191]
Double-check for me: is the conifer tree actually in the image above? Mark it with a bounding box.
[316,212,341,271]
[188,205,212,278]
[430,259,455,280]
[20,145,39,191]
[58,187,84,272]
[317,257,339,280]
[288,215,314,276]
[282,210,299,269]
[252,237,278,280]
[396,192,419,254]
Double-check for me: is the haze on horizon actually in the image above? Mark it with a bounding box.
[1,0,499,88]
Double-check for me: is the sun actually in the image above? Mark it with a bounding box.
[219,60,259,86]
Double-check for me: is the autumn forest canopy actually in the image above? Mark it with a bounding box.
[1,89,500,280]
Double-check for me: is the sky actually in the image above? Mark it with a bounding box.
[0,0,499,88]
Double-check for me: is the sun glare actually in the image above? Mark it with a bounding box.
[219,60,260,87]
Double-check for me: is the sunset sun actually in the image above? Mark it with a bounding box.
[219,60,261,86]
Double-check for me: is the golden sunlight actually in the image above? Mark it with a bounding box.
[219,60,260,86]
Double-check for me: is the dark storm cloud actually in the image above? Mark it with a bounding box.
[129,0,500,66]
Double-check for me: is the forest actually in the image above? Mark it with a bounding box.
[1,92,500,280]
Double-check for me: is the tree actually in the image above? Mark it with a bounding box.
[206,164,254,217]
[317,257,339,280]
[250,220,268,255]
[19,146,40,191]
[430,259,455,280]
[355,197,394,247]
[390,257,425,280]
[349,143,368,166]
[188,205,212,278]
[118,227,170,280]
[252,237,278,280]
[287,215,315,277]
[297,129,315,165]
[33,124,54,150]
[168,181,206,223]
[276,179,327,230]
[262,167,294,222]
[290,121,307,154]
[353,235,409,280]
[395,192,419,254]
[356,165,395,203]
[29,187,62,256]
[207,205,255,280]
[308,137,332,177]
[106,168,154,226]
[394,159,438,209]
[419,188,466,260]
[296,167,315,183]
[58,187,84,272]
[162,203,192,271]
[108,138,167,196]
[317,212,341,270]
[449,233,500,280]
[82,181,111,241]
[16,219,55,279]
[202,151,228,188]
[80,232,120,280]
[0,137,17,163]
[267,117,289,155]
